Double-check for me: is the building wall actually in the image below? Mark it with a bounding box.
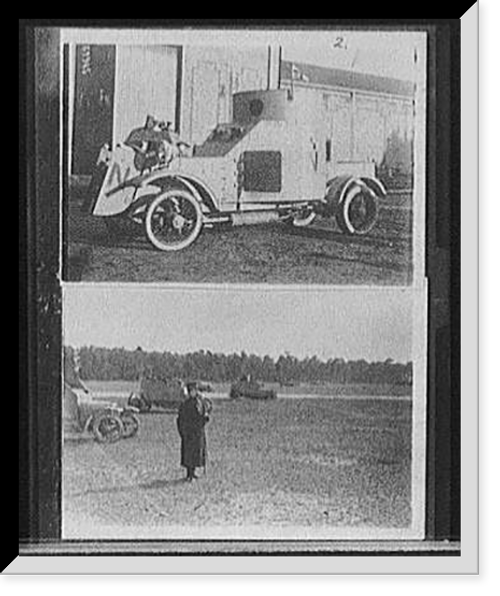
[69,48,415,185]
[281,62,415,189]
[180,46,270,145]
[68,44,272,176]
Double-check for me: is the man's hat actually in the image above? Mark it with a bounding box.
[186,381,198,392]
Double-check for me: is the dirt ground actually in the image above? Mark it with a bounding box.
[62,397,413,539]
[65,186,413,285]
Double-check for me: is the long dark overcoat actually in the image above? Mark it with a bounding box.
[176,396,209,468]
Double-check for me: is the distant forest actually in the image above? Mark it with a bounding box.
[65,346,413,386]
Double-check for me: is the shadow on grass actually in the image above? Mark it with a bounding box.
[69,477,187,498]
[138,478,187,490]
[279,223,410,248]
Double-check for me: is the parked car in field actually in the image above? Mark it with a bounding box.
[128,375,214,412]
[128,376,184,413]
[229,376,277,400]
[63,384,140,443]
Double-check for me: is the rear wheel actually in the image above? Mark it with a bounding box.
[335,182,378,235]
[145,189,202,251]
[128,393,151,413]
[92,413,124,443]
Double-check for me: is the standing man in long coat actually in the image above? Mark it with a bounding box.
[176,382,211,481]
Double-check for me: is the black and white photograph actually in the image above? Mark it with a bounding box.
[63,28,426,285]
[62,286,427,540]
[16,17,474,574]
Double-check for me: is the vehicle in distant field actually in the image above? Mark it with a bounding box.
[63,384,140,443]
[128,375,185,413]
[229,376,277,400]
[127,373,213,413]
[86,89,386,252]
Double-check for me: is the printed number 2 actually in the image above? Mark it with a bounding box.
[333,37,347,50]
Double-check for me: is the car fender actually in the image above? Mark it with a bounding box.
[137,171,219,213]
[360,176,387,199]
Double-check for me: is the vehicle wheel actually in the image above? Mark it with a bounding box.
[127,393,142,409]
[290,208,316,227]
[129,393,151,412]
[120,410,139,438]
[92,413,124,443]
[335,181,378,235]
[140,396,152,412]
[145,189,202,251]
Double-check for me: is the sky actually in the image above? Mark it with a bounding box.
[63,286,415,363]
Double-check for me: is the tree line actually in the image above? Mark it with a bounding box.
[65,345,412,387]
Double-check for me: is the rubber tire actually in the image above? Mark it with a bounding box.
[92,413,124,443]
[335,182,378,235]
[145,189,202,251]
[127,393,142,409]
[129,394,151,413]
[139,396,152,412]
[120,410,139,438]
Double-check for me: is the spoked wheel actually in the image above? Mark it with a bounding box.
[290,207,316,227]
[145,189,202,251]
[128,393,151,413]
[335,181,378,235]
[92,413,124,443]
[120,410,139,439]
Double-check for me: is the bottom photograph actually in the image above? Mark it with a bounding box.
[62,286,427,541]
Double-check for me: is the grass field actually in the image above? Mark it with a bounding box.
[63,396,413,539]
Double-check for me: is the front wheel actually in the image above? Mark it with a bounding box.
[145,189,202,251]
[120,410,139,438]
[335,182,378,235]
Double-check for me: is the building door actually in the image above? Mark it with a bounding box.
[113,45,178,145]
[328,92,353,165]
[190,62,220,145]
[353,96,385,164]
[72,45,115,175]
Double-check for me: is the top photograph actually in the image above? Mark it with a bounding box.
[62,28,427,285]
